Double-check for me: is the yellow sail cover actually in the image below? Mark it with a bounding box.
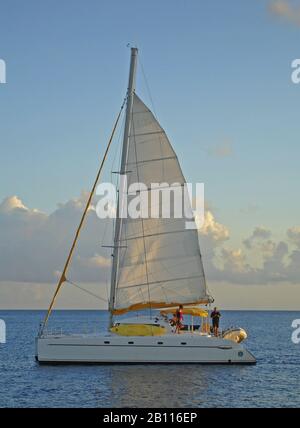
[160,307,208,318]
[110,324,166,336]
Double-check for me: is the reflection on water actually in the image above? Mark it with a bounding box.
[107,364,255,407]
[110,365,210,407]
[0,310,299,407]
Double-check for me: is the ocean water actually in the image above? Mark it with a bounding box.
[0,310,299,408]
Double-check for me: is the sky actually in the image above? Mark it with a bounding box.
[0,0,300,309]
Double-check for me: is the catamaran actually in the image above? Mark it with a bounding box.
[36,48,256,364]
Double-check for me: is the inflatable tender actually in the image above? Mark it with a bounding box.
[222,327,247,344]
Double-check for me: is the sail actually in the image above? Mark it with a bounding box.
[113,94,210,314]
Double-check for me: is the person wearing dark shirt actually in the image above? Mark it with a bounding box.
[211,307,221,336]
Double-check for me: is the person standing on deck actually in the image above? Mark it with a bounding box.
[211,307,221,336]
[175,305,184,334]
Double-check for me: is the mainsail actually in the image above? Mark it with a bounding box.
[111,94,210,315]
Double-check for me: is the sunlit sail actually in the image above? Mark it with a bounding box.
[112,94,210,315]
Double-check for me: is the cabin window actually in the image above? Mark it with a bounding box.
[104,341,110,344]
[128,341,134,344]
[181,342,187,345]
[157,342,163,345]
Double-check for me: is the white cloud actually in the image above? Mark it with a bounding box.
[199,210,229,242]
[0,195,28,212]
[0,194,299,290]
[260,241,289,282]
[0,194,111,283]
[243,226,272,249]
[260,239,276,256]
[221,248,249,273]
[77,254,111,268]
[201,218,300,285]
[287,227,300,247]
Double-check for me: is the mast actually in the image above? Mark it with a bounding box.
[109,47,138,327]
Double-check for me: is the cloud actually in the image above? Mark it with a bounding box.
[206,239,290,285]
[0,195,28,212]
[243,226,272,249]
[0,194,112,283]
[287,248,300,281]
[201,217,300,285]
[287,227,300,247]
[200,210,230,242]
[78,254,111,268]
[0,194,300,289]
[260,241,289,282]
[221,248,251,274]
[269,0,300,26]
[259,239,277,256]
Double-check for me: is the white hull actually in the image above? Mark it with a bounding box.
[36,333,256,365]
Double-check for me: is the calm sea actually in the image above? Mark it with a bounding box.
[0,310,299,408]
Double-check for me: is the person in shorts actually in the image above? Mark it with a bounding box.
[211,307,221,336]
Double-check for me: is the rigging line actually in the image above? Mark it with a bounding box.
[101,215,114,303]
[130,254,207,295]
[111,107,126,189]
[119,274,204,290]
[110,108,126,275]
[102,111,125,303]
[66,280,108,303]
[117,257,206,287]
[40,96,127,333]
[118,228,193,242]
[101,228,114,304]
[137,60,167,183]
[152,282,191,301]
[111,108,126,170]
[131,117,152,318]
[138,55,158,120]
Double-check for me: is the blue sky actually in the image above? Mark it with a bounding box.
[1,1,300,308]
[0,1,299,227]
